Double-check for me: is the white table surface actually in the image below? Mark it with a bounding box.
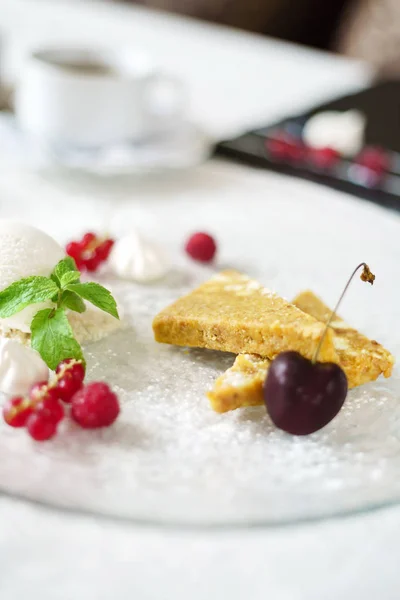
[1,2,400,599]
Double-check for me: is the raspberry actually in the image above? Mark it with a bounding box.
[71,382,120,429]
[185,232,217,263]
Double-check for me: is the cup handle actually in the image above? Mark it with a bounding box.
[141,73,186,125]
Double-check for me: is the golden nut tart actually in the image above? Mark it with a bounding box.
[153,271,337,362]
[208,290,394,413]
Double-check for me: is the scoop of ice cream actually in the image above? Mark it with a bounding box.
[0,221,65,332]
[0,338,49,395]
[302,110,366,157]
[109,231,169,283]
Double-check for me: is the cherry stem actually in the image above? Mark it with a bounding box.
[312,262,375,363]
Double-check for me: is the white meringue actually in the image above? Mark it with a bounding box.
[109,231,169,283]
[0,338,49,396]
[302,110,366,157]
[0,221,65,333]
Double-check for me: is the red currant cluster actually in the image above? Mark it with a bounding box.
[66,232,115,272]
[266,131,391,186]
[266,133,340,169]
[3,359,120,441]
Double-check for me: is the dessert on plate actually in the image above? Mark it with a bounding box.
[0,221,121,347]
[153,269,394,431]
[0,220,122,440]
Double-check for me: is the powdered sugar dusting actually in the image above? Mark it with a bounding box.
[0,271,398,526]
[222,369,249,387]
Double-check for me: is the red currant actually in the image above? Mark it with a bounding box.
[81,232,96,248]
[84,255,102,272]
[66,232,115,273]
[66,241,82,260]
[3,396,33,428]
[54,359,85,403]
[27,413,58,441]
[71,382,120,429]
[185,232,217,263]
[73,256,85,270]
[96,239,114,261]
[34,397,64,424]
[29,381,60,403]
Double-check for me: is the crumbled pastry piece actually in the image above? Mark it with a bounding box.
[153,271,337,363]
[208,354,270,413]
[293,290,394,387]
[208,290,395,413]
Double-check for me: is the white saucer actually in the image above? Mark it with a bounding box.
[0,113,212,174]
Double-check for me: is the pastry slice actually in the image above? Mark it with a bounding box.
[153,271,337,362]
[293,290,394,387]
[208,290,394,413]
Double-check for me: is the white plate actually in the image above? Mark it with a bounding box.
[0,167,399,526]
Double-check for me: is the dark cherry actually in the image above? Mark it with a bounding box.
[262,263,375,436]
[263,351,348,435]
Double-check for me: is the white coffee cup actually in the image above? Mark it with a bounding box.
[15,47,186,148]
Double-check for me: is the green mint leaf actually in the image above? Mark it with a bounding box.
[60,290,86,314]
[66,282,119,320]
[31,308,84,370]
[0,277,59,318]
[51,257,79,288]
[60,271,81,287]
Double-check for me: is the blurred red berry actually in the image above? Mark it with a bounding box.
[3,397,33,428]
[185,232,217,263]
[71,382,120,429]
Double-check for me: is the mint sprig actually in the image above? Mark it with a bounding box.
[60,290,86,313]
[51,256,78,286]
[31,308,84,370]
[66,282,119,319]
[0,277,59,318]
[0,257,119,369]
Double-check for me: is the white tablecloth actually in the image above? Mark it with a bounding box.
[1,2,399,599]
